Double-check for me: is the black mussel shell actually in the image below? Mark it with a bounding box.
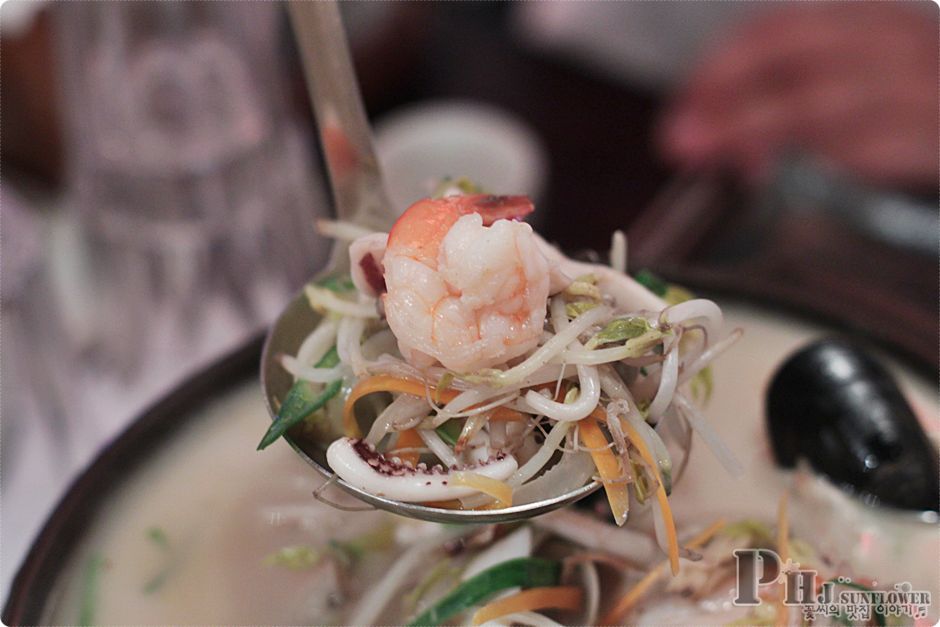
[766,338,939,512]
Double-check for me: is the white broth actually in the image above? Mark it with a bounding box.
[43,385,397,625]
[669,304,939,599]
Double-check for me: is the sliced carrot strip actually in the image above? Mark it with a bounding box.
[578,414,630,526]
[473,500,509,511]
[601,562,668,626]
[489,407,526,422]
[616,412,680,576]
[343,375,528,437]
[471,586,582,625]
[450,472,513,508]
[420,499,463,509]
[600,519,726,625]
[390,428,423,467]
[343,375,455,437]
[775,492,790,627]
[776,491,790,563]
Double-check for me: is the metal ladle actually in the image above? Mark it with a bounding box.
[261,1,600,523]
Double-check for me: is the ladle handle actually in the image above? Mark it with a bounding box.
[288,1,394,231]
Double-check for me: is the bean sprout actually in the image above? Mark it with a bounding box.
[647,333,680,420]
[295,318,338,366]
[271,210,739,559]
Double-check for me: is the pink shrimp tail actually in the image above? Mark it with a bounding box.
[388,194,534,265]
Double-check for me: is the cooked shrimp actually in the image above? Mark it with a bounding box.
[382,194,551,373]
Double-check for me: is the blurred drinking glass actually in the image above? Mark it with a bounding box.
[54,2,328,378]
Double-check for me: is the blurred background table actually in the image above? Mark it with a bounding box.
[346,3,938,369]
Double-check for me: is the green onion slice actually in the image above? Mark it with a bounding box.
[257,346,342,450]
[407,557,560,626]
